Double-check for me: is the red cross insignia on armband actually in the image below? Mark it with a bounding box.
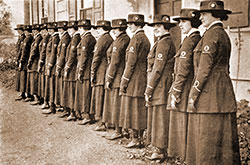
[113,47,117,52]
[82,46,85,50]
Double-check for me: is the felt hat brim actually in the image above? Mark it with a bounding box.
[195,9,232,14]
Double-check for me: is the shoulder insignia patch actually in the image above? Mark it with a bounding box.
[156,53,163,60]
[43,43,46,46]
[71,46,75,49]
[62,43,66,47]
[82,46,85,50]
[203,45,210,53]
[180,51,186,58]
[54,44,57,47]
[113,47,117,52]
[129,47,134,53]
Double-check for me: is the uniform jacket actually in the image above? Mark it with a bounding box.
[47,32,60,75]
[76,31,96,80]
[91,32,113,86]
[145,33,175,105]
[38,34,51,72]
[188,22,237,113]
[19,33,33,71]
[56,31,71,76]
[64,32,81,81]
[106,32,130,88]
[27,33,42,72]
[168,30,201,111]
[120,30,150,97]
[16,33,25,65]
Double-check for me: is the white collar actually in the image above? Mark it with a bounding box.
[62,31,67,36]
[52,32,59,36]
[82,30,91,37]
[34,33,40,38]
[206,20,223,30]
[133,28,143,36]
[73,31,80,37]
[187,28,199,37]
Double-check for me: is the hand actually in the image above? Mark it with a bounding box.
[77,74,83,82]
[18,63,22,70]
[27,63,32,70]
[55,69,60,76]
[47,69,51,77]
[37,66,41,73]
[106,82,111,90]
[170,94,177,110]
[145,93,152,103]
[15,61,19,67]
[119,86,127,94]
[91,75,96,84]
[188,98,196,112]
[64,71,68,78]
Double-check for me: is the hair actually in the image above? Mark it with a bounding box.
[61,27,68,31]
[211,11,229,21]
[54,28,58,32]
[83,26,91,30]
[114,27,127,32]
[190,18,202,28]
[73,26,78,31]
[133,22,145,28]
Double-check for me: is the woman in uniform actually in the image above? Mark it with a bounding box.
[145,14,176,160]
[186,1,240,164]
[167,8,201,161]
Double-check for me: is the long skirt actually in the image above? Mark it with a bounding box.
[186,112,240,165]
[74,80,91,117]
[168,110,188,159]
[119,96,147,130]
[15,70,20,91]
[55,76,63,106]
[49,75,56,103]
[147,105,169,149]
[44,75,50,102]
[26,72,31,94]
[90,85,104,121]
[103,88,121,125]
[62,81,76,109]
[29,72,39,95]
[19,70,27,93]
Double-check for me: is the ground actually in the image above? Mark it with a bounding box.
[0,87,144,165]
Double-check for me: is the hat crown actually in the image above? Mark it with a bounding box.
[68,20,78,27]
[96,20,111,27]
[111,19,127,28]
[152,14,171,24]
[78,19,91,26]
[200,0,225,10]
[179,9,199,18]
[32,24,40,29]
[128,14,145,23]
[57,21,68,28]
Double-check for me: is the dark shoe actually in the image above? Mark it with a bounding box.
[64,115,76,121]
[23,97,34,102]
[42,109,56,114]
[30,100,41,105]
[94,124,107,131]
[56,107,64,112]
[145,152,165,160]
[58,112,70,118]
[41,103,50,109]
[124,140,141,148]
[106,132,123,140]
[78,118,91,125]
[15,95,25,101]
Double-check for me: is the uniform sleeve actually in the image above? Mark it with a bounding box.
[20,36,32,64]
[79,38,96,75]
[145,41,170,95]
[56,36,70,71]
[120,38,140,87]
[65,36,81,72]
[106,39,129,83]
[48,36,60,68]
[91,39,106,75]
[28,36,42,65]
[17,36,25,62]
[39,36,50,67]
[189,31,218,102]
[171,38,196,98]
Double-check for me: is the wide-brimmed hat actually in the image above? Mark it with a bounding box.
[173,9,200,21]
[23,24,32,31]
[32,24,40,30]
[195,0,232,14]
[94,20,111,29]
[111,19,127,29]
[40,23,47,30]
[78,19,92,28]
[148,14,176,28]
[127,14,147,25]
[14,24,24,30]
[57,21,68,29]
[47,22,57,29]
[68,20,78,28]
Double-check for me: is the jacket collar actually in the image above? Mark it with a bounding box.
[206,20,223,30]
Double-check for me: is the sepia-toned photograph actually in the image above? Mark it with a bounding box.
[0,0,249,164]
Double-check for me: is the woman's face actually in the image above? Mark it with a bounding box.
[179,19,192,34]
[153,24,166,37]
[200,12,215,28]
[128,23,138,33]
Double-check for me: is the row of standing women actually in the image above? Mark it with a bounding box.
[14,0,240,164]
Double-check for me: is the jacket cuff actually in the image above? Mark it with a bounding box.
[145,85,154,95]
[106,74,114,83]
